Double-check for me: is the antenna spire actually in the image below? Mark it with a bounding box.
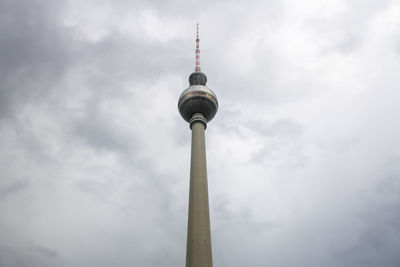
[195,23,201,72]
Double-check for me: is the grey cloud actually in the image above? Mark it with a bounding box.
[304,0,394,55]
[28,243,59,259]
[212,195,278,267]
[336,176,400,266]
[217,117,305,164]
[245,119,304,138]
[248,119,305,164]
[0,179,30,200]
[0,0,71,118]
[0,0,187,122]
[72,107,137,154]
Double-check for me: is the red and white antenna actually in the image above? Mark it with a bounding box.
[195,23,201,72]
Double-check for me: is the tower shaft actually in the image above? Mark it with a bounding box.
[186,113,213,267]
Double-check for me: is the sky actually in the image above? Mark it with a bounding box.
[0,0,400,266]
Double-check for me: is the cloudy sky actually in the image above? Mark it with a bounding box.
[1,0,400,266]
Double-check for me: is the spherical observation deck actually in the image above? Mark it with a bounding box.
[178,72,218,123]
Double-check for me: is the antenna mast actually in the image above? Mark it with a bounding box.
[195,23,201,72]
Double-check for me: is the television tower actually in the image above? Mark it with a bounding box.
[178,23,218,267]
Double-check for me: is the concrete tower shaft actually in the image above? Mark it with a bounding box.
[186,113,213,267]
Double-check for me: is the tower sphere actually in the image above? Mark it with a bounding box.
[178,72,218,123]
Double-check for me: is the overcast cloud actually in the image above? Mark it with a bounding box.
[1,0,400,266]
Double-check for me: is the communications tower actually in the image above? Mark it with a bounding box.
[178,23,218,267]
